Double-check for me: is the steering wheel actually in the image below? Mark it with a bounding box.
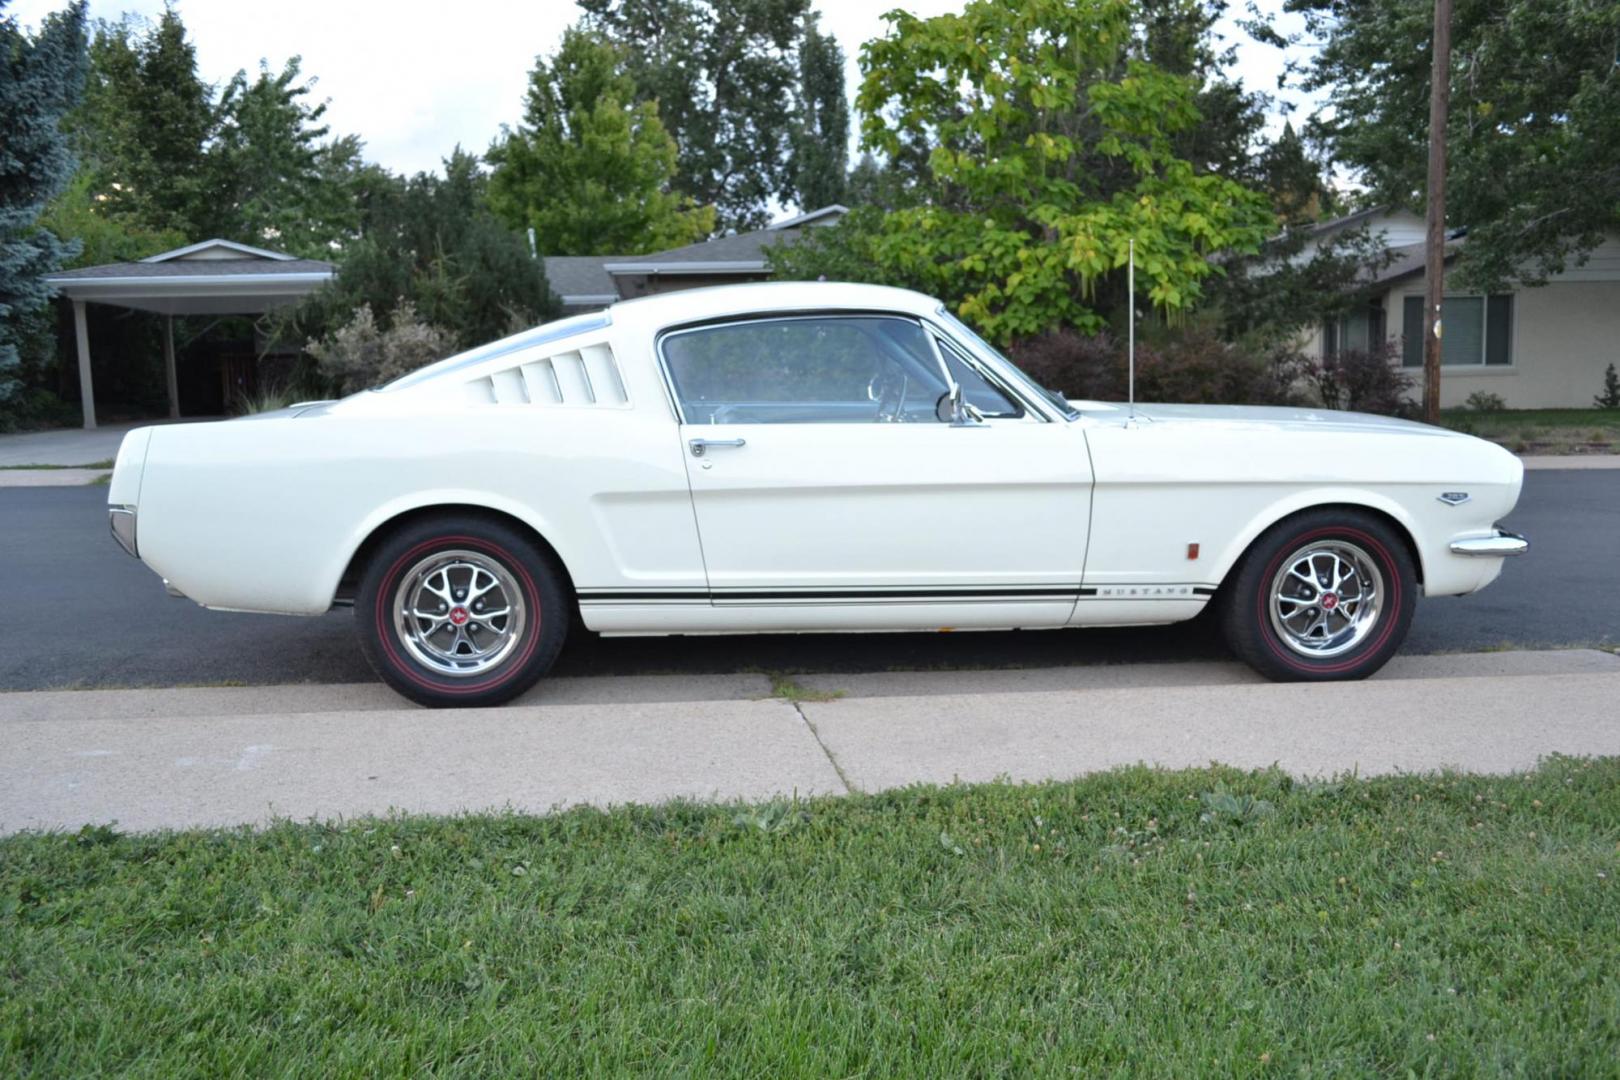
[867,369,910,422]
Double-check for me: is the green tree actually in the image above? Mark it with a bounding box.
[486,27,711,257]
[1295,0,1620,289]
[64,9,366,257]
[202,58,363,257]
[788,13,847,210]
[35,169,187,268]
[1255,122,1333,226]
[776,0,1275,344]
[580,0,810,230]
[296,148,557,371]
[70,6,211,236]
[0,0,88,410]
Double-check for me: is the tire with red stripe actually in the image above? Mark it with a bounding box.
[1217,509,1416,682]
[355,516,569,707]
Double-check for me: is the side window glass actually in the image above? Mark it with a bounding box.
[937,339,1023,418]
[663,316,949,424]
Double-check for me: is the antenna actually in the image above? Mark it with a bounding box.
[1127,237,1136,422]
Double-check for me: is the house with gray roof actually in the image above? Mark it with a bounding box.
[544,205,846,315]
[1301,207,1620,408]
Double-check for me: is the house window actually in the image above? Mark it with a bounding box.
[1401,295,1512,368]
[1322,305,1385,359]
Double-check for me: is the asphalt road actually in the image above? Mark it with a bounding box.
[2,470,1614,692]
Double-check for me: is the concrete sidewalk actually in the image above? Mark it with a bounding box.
[0,419,215,486]
[1520,454,1620,470]
[0,422,137,468]
[0,468,110,487]
[3,650,1617,833]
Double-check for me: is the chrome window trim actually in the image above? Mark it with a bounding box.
[932,305,1077,420]
[927,331,1034,422]
[654,310,1050,426]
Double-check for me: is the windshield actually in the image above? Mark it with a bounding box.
[379,312,612,392]
[933,307,1080,420]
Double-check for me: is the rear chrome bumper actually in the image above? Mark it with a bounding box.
[1449,529,1529,558]
[108,505,137,558]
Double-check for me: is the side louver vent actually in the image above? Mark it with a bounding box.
[467,343,627,407]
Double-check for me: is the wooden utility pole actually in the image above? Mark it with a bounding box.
[1421,0,1453,423]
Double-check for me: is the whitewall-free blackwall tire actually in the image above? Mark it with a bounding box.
[1218,509,1417,682]
[355,516,569,707]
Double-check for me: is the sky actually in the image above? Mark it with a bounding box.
[8,0,1316,199]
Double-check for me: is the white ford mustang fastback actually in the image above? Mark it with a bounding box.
[106,282,1528,706]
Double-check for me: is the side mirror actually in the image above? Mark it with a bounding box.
[935,383,982,426]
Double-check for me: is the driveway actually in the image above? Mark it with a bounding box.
[1,468,1614,692]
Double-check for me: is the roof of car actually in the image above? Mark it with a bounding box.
[606,280,938,328]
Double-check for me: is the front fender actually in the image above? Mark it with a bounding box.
[1203,486,1428,590]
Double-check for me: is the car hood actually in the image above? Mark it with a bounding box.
[1069,400,1455,438]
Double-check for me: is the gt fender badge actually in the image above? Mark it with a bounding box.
[1437,491,1471,506]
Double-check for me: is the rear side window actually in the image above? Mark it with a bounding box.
[662,316,948,424]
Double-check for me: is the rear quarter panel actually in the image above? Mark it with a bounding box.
[136,405,701,615]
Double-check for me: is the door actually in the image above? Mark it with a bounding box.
[661,313,1093,630]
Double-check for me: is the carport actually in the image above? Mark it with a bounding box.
[44,239,334,428]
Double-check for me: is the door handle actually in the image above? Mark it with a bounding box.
[689,437,746,457]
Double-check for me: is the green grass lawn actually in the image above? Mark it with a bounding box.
[1442,408,1620,454]
[3,760,1617,1076]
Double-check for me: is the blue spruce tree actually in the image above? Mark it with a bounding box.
[0,1,88,409]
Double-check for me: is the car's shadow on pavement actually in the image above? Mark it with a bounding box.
[551,615,1229,677]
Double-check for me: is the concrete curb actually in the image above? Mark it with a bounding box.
[0,468,109,487]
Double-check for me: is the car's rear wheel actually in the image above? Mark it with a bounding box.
[1218,509,1416,682]
[356,516,568,707]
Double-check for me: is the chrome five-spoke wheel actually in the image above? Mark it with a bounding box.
[1267,540,1384,659]
[391,550,527,677]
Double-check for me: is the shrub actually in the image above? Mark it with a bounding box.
[232,382,302,416]
[1596,363,1620,409]
[1465,390,1507,412]
[1005,326,1306,407]
[1135,329,1306,408]
[1307,342,1415,417]
[1005,328,1122,400]
[0,385,79,434]
[306,302,457,396]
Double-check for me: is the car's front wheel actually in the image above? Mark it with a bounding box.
[355,516,568,707]
[1218,509,1416,682]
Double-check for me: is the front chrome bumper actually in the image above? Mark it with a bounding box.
[108,505,137,558]
[1449,529,1529,558]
